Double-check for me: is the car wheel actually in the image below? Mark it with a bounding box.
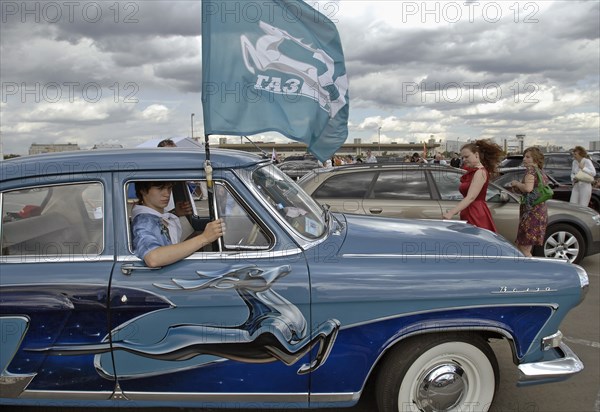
[539,223,585,264]
[376,333,498,412]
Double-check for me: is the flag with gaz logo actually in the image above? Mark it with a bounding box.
[201,0,349,162]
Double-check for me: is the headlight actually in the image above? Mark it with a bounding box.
[592,214,600,226]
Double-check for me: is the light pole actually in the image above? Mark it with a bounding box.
[191,113,195,140]
[378,127,382,155]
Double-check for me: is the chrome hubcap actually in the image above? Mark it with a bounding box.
[545,231,579,262]
[416,363,467,411]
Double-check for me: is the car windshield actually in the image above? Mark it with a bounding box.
[252,164,326,239]
[500,157,523,168]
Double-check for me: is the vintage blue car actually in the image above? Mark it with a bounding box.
[0,148,589,411]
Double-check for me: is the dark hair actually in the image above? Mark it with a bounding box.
[523,147,545,169]
[135,181,173,204]
[157,139,176,147]
[461,139,503,173]
[572,145,588,158]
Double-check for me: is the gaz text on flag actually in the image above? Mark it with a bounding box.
[202,0,349,161]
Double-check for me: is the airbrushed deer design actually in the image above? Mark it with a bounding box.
[148,264,340,374]
[33,265,340,375]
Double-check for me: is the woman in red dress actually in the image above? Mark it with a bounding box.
[442,139,503,232]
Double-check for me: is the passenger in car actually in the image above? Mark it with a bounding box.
[132,181,224,267]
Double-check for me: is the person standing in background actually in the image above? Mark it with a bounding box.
[510,147,549,257]
[450,152,462,168]
[365,150,377,163]
[442,139,503,232]
[570,146,596,207]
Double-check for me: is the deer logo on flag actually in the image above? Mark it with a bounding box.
[241,21,348,119]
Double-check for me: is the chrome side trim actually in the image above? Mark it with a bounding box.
[343,253,523,260]
[20,390,358,404]
[310,392,359,403]
[21,390,113,400]
[116,248,304,263]
[518,342,584,382]
[341,303,558,330]
[123,392,309,402]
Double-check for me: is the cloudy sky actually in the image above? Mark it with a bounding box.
[1,0,599,156]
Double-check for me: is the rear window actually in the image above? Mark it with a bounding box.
[313,172,376,199]
[370,170,430,200]
[545,155,573,168]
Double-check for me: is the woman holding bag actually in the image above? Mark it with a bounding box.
[570,146,596,207]
[510,147,549,257]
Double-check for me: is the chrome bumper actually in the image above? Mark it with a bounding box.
[518,342,584,383]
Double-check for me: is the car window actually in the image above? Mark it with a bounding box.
[486,183,506,203]
[430,169,463,200]
[312,171,376,199]
[216,183,271,250]
[126,180,271,253]
[252,164,326,239]
[546,155,572,168]
[1,182,104,257]
[500,157,522,168]
[494,172,525,188]
[371,170,430,200]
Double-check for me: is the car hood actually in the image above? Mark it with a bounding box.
[336,213,520,258]
[546,199,598,215]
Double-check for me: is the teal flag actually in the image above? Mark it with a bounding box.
[202,0,349,162]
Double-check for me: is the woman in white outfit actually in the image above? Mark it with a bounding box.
[570,146,596,207]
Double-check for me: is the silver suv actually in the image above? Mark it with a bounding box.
[299,163,600,263]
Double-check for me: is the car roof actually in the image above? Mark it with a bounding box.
[494,166,560,183]
[1,148,267,181]
[299,162,457,181]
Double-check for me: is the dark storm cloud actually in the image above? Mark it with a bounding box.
[1,1,598,155]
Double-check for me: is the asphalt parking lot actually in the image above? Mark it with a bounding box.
[9,253,600,412]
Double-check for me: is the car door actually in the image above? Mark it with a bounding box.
[362,169,441,219]
[106,171,312,405]
[0,178,115,399]
[311,170,376,215]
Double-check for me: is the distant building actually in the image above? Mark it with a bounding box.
[29,143,80,155]
[216,141,440,159]
[590,141,600,151]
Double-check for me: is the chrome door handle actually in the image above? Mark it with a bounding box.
[121,263,162,275]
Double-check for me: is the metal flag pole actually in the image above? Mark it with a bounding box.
[203,133,216,221]
[203,133,223,251]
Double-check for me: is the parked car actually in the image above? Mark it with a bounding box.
[0,149,589,411]
[493,167,600,212]
[277,159,320,180]
[298,163,600,264]
[500,153,600,184]
[281,153,318,162]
